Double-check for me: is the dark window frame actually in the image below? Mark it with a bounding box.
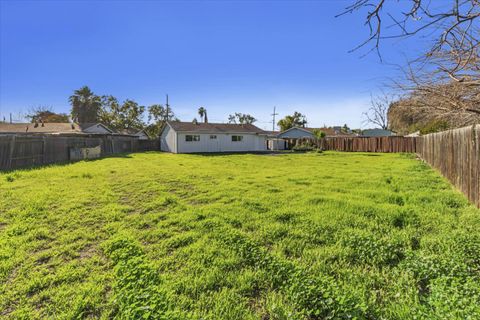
[232,135,243,142]
[185,135,200,142]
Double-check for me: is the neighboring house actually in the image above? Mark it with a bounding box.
[0,122,113,135]
[117,128,150,140]
[277,127,315,139]
[276,127,355,139]
[160,121,268,153]
[362,129,396,137]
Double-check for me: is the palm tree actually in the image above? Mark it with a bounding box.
[69,86,101,123]
[198,107,207,123]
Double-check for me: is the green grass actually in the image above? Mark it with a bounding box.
[1,152,479,319]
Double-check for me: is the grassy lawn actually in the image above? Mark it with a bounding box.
[1,152,479,319]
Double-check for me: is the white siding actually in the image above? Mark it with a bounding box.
[176,133,267,153]
[160,125,177,152]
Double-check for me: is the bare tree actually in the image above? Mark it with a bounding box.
[341,1,480,131]
[363,93,393,129]
[339,1,480,75]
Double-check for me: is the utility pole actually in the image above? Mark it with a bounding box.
[10,113,12,124]
[165,94,170,121]
[271,106,278,131]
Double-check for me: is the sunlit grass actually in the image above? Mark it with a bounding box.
[1,152,479,319]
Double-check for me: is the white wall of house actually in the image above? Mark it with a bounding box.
[173,132,267,153]
[267,139,286,150]
[160,126,177,152]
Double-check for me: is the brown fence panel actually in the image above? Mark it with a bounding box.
[138,139,160,151]
[416,125,479,208]
[0,134,153,171]
[0,136,12,169]
[321,136,417,153]
[10,136,44,168]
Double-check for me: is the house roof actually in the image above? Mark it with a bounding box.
[0,122,112,134]
[166,121,267,134]
[362,129,395,137]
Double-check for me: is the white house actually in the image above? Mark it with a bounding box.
[160,121,268,153]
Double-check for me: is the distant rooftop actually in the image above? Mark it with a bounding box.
[0,122,112,134]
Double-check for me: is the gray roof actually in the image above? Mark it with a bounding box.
[167,121,266,134]
[362,129,395,137]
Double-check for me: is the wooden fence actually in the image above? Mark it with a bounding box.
[322,136,417,153]
[416,124,479,208]
[0,134,159,170]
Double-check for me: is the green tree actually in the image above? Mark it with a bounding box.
[145,104,178,137]
[277,112,307,131]
[312,129,326,139]
[99,96,145,130]
[69,86,101,123]
[27,106,69,123]
[228,113,256,124]
[198,107,208,123]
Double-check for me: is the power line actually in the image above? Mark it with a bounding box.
[165,94,170,121]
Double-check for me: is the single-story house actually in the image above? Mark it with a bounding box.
[160,121,268,153]
[361,129,396,137]
[117,128,150,140]
[0,122,113,135]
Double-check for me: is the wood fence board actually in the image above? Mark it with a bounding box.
[0,134,160,171]
[416,125,479,208]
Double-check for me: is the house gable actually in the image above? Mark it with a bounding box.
[81,123,113,134]
[277,127,314,139]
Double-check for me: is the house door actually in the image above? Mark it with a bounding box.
[210,134,220,152]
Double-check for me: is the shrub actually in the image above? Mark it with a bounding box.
[292,144,314,152]
[419,120,449,134]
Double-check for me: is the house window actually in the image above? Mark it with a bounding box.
[232,135,243,142]
[210,135,217,139]
[185,135,200,142]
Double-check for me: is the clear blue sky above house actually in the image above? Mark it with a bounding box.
[0,0,426,129]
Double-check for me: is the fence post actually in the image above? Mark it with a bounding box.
[8,135,16,170]
[42,136,47,165]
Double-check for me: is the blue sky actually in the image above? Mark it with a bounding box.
[0,0,426,129]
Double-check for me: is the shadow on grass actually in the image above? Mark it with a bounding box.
[1,152,135,173]
[192,151,293,157]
